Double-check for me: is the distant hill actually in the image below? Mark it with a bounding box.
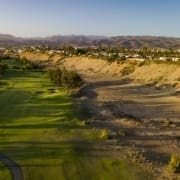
[0,34,17,41]
[0,34,180,49]
[109,36,180,49]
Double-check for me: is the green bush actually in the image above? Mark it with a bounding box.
[168,154,180,174]
[48,68,62,86]
[48,68,83,89]
[99,128,110,140]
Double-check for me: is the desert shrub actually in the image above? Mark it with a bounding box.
[168,154,180,174]
[61,69,83,88]
[99,128,110,140]
[121,66,135,76]
[151,76,164,86]
[48,54,54,59]
[48,68,83,89]
[48,68,62,86]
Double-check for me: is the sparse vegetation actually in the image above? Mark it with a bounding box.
[151,76,164,86]
[120,66,135,76]
[168,154,180,174]
[99,128,110,140]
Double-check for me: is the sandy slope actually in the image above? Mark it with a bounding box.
[59,57,180,90]
[21,52,180,91]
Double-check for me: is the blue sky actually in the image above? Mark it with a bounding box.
[0,0,179,37]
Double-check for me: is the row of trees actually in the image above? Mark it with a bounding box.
[136,47,180,59]
[58,45,180,57]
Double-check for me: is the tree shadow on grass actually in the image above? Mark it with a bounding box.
[0,87,78,123]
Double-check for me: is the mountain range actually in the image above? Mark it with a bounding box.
[0,34,180,49]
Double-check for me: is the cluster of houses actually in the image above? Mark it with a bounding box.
[159,57,179,62]
[0,47,19,59]
[0,46,180,62]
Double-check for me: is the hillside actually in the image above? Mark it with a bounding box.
[21,52,180,91]
[1,34,180,49]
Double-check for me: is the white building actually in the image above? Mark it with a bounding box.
[159,57,167,61]
[172,57,180,62]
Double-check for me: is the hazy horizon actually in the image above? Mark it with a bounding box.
[0,0,180,37]
[1,33,180,39]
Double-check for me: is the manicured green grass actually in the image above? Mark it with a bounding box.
[0,59,151,180]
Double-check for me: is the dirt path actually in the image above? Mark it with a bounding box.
[0,154,24,180]
[78,74,180,173]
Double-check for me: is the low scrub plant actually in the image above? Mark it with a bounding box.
[99,128,110,140]
[168,154,180,174]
